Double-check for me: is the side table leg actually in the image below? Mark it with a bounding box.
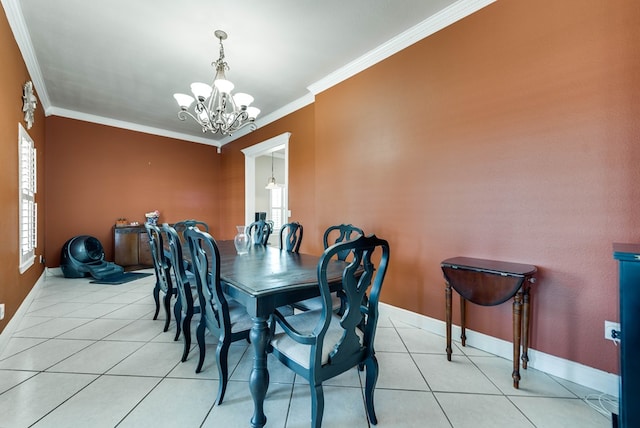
[445,282,452,361]
[512,291,523,389]
[521,287,531,369]
[249,316,270,428]
[460,298,467,347]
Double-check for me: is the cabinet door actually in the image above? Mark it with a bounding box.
[114,227,139,266]
[138,231,154,267]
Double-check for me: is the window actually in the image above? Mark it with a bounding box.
[269,186,285,231]
[19,124,37,273]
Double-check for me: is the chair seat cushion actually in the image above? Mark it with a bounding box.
[293,292,342,312]
[228,299,254,333]
[270,309,363,369]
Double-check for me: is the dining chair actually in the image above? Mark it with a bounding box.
[145,223,179,334]
[172,219,209,270]
[269,234,390,428]
[246,219,271,246]
[279,221,303,252]
[294,223,364,313]
[163,223,199,362]
[323,223,364,261]
[173,219,209,239]
[184,227,253,404]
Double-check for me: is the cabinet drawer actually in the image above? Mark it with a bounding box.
[138,231,153,267]
[114,228,139,266]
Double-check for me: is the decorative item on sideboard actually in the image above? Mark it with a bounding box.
[145,210,160,225]
[115,218,128,227]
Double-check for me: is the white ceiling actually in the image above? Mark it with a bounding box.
[4,0,493,148]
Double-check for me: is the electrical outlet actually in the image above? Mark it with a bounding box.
[604,320,620,341]
[0,303,4,320]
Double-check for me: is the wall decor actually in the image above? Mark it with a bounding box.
[22,81,37,129]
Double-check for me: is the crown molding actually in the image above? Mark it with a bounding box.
[217,92,314,147]
[3,0,494,149]
[308,0,496,95]
[223,0,496,147]
[1,0,51,109]
[48,106,222,147]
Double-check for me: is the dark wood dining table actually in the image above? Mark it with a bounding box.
[216,240,347,428]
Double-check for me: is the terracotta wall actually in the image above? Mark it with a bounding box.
[218,105,317,245]
[3,0,638,375]
[44,117,221,267]
[227,0,640,374]
[0,7,46,332]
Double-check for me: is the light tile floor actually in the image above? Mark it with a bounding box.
[0,269,616,428]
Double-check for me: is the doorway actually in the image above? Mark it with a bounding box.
[241,132,291,233]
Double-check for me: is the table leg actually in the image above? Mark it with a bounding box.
[521,287,531,369]
[460,298,467,347]
[249,316,270,428]
[512,291,523,389]
[445,282,452,361]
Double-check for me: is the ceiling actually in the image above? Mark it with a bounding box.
[4,0,493,148]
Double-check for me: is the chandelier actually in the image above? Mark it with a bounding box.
[173,30,260,136]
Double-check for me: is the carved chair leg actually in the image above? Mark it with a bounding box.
[310,383,325,428]
[364,355,379,425]
[162,292,172,332]
[195,321,206,373]
[173,296,182,341]
[152,283,160,320]
[216,339,231,404]
[181,309,193,362]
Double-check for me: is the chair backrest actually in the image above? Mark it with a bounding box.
[145,223,171,293]
[322,224,364,261]
[184,227,231,336]
[314,234,390,373]
[162,224,194,312]
[173,220,209,243]
[246,219,271,246]
[279,222,303,253]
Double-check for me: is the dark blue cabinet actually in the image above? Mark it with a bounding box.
[613,243,640,428]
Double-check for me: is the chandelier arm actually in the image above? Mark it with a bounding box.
[227,110,249,129]
[178,110,215,133]
[230,118,257,133]
[177,109,199,123]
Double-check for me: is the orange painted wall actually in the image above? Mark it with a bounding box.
[3,0,638,376]
[44,117,221,267]
[0,6,46,332]
[219,105,318,246]
[230,0,637,373]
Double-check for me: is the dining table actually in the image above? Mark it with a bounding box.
[215,240,348,428]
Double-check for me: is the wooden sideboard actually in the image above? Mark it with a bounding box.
[114,225,153,269]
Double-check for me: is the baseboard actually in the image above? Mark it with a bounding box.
[0,269,47,356]
[379,302,619,398]
[0,275,619,398]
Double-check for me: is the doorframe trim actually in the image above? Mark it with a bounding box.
[241,132,290,227]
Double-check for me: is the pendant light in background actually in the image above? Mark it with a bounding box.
[265,152,278,190]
